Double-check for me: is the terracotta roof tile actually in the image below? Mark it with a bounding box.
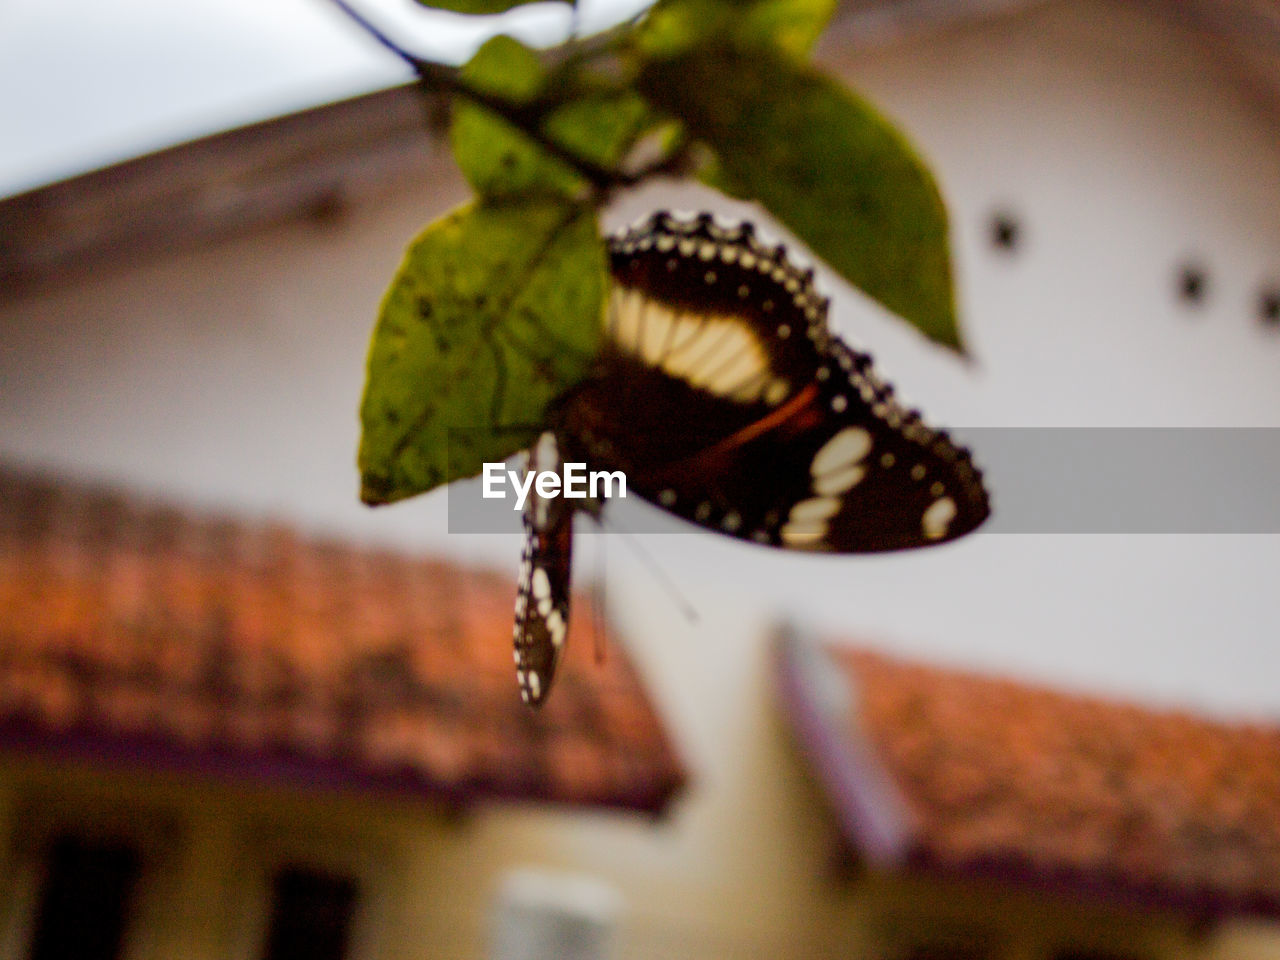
[0,465,685,814]
[776,633,1280,919]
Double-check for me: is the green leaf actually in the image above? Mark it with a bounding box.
[358,200,605,505]
[451,36,585,199]
[451,39,650,200]
[636,0,832,60]
[635,0,735,59]
[735,0,836,58]
[637,47,963,351]
[460,35,546,103]
[451,103,587,200]
[543,89,653,169]
[413,0,556,15]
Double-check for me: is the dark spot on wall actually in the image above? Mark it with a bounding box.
[1177,262,1208,307]
[1259,287,1280,325]
[306,188,348,227]
[989,211,1021,253]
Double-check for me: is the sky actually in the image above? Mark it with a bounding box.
[0,0,645,197]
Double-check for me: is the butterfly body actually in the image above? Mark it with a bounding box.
[511,211,990,705]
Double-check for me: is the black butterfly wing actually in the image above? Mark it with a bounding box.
[556,211,989,553]
[628,353,986,552]
[605,211,828,420]
[512,432,574,706]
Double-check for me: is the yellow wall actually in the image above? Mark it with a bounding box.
[0,743,856,960]
[2,736,1277,960]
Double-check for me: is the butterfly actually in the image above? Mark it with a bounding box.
[512,211,990,706]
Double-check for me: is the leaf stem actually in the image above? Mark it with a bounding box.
[323,0,674,195]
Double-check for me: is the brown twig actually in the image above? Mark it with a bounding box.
[323,0,682,195]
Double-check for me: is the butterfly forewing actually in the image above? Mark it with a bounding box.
[513,432,574,706]
[556,211,990,553]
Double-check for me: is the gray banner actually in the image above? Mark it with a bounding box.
[445,428,1280,535]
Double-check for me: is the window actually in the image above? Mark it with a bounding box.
[225,823,396,960]
[27,836,143,960]
[261,866,359,960]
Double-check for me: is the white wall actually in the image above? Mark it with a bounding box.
[3,0,1280,954]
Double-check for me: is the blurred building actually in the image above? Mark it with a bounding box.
[3,0,1280,959]
[0,466,682,959]
[778,631,1280,957]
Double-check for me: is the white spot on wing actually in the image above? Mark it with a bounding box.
[532,567,551,601]
[922,496,958,540]
[789,496,841,524]
[762,379,790,406]
[546,609,566,647]
[781,521,826,547]
[813,464,865,496]
[534,431,558,466]
[811,427,872,477]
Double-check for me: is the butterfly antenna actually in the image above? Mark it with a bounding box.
[591,558,608,667]
[598,512,700,624]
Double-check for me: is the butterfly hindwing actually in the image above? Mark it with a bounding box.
[513,432,574,706]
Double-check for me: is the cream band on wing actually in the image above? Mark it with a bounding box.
[607,286,791,405]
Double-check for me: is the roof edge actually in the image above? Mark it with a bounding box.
[907,849,1280,927]
[0,83,438,302]
[0,720,682,819]
[772,625,914,865]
